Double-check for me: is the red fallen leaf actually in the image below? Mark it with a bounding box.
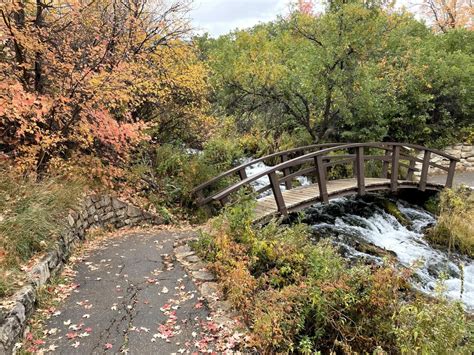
[25,332,33,341]
[33,339,46,345]
[85,327,93,333]
[105,343,113,349]
[66,332,77,339]
[160,303,171,311]
[194,302,203,309]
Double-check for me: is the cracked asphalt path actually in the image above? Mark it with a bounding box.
[41,230,214,354]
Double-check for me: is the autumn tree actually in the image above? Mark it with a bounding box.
[422,0,473,32]
[297,0,315,14]
[0,0,211,179]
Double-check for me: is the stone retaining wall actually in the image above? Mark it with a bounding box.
[416,143,474,175]
[0,195,164,354]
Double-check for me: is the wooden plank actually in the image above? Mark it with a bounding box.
[254,178,400,221]
[269,172,287,215]
[445,160,456,188]
[419,150,431,191]
[391,146,400,192]
[356,146,366,196]
[381,146,391,178]
[315,156,329,203]
[238,168,247,180]
[407,157,416,181]
[281,154,292,190]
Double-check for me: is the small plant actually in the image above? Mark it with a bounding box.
[427,187,474,257]
[394,295,473,354]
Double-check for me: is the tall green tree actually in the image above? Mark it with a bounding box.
[207,0,473,147]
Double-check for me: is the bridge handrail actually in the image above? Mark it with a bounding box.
[209,142,459,205]
[190,143,343,194]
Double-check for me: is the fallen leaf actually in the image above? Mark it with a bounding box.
[71,341,80,348]
[66,332,77,340]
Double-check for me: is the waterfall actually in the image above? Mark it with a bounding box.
[301,197,474,310]
[243,158,310,197]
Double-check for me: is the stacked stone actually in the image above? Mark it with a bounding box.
[445,144,474,172]
[0,195,163,354]
[69,195,161,237]
[414,143,474,176]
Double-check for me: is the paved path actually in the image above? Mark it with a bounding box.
[38,230,225,354]
[429,171,474,188]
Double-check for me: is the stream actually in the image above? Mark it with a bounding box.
[300,197,474,310]
[245,159,474,310]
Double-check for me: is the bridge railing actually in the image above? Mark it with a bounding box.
[192,142,459,214]
[191,143,343,204]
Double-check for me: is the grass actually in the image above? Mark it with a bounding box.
[0,166,85,297]
[427,186,474,257]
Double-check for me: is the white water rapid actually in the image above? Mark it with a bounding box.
[302,198,474,311]
[242,158,310,197]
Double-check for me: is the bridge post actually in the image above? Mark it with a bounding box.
[315,155,329,203]
[281,154,292,190]
[407,157,416,181]
[268,172,287,215]
[418,150,431,191]
[391,145,400,192]
[381,145,391,179]
[356,146,366,196]
[238,168,247,181]
[445,160,457,188]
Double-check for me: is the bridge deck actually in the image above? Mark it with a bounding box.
[254,178,430,222]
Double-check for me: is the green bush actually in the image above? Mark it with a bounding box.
[133,136,244,216]
[394,295,473,354]
[193,201,474,353]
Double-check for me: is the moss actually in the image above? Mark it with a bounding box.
[424,194,440,215]
[381,200,411,227]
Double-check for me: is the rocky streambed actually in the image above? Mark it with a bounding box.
[290,196,474,310]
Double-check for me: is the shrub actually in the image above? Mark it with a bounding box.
[394,295,473,354]
[132,135,244,216]
[193,201,474,353]
[427,187,474,257]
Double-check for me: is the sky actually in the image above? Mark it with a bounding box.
[189,0,418,37]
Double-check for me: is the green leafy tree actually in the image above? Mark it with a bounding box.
[207,0,473,147]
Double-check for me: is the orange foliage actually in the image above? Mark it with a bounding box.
[422,0,473,32]
[0,0,210,179]
[298,0,315,15]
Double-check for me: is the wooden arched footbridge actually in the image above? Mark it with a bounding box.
[192,143,458,222]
